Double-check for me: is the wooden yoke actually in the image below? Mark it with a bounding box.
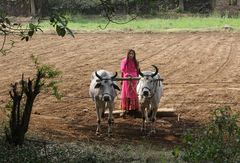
[114,77,141,81]
[96,77,164,82]
[114,77,164,82]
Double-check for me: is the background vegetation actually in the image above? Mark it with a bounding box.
[39,15,240,32]
[1,0,213,16]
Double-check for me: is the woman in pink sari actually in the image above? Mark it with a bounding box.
[120,49,139,116]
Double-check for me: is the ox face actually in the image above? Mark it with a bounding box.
[94,79,120,101]
[138,65,159,98]
[94,71,120,102]
[139,75,157,98]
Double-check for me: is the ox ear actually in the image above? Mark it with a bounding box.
[113,84,120,91]
[95,83,101,89]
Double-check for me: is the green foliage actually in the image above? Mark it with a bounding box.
[3,55,62,145]
[0,12,41,43]
[0,138,44,162]
[0,11,74,55]
[49,13,74,37]
[31,55,62,99]
[47,0,212,16]
[47,0,184,15]
[39,15,240,32]
[180,106,240,163]
[0,138,179,163]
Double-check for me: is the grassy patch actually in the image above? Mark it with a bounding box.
[0,137,182,163]
[39,15,240,32]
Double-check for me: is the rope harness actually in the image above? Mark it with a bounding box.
[126,78,138,98]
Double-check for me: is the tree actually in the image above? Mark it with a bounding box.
[38,0,49,16]
[141,0,150,14]
[31,0,49,17]
[211,0,216,9]
[179,0,184,12]
[30,0,36,16]
[5,56,62,145]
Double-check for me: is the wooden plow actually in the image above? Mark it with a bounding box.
[101,76,176,119]
[105,108,177,118]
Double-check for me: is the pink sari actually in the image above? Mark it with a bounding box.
[120,58,139,111]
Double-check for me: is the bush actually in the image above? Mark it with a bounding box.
[180,106,240,163]
[0,138,179,163]
[4,55,62,146]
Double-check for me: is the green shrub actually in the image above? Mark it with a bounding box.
[181,106,240,163]
[0,137,180,163]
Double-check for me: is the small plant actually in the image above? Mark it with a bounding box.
[4,55,62,146]
[180,106,240,163]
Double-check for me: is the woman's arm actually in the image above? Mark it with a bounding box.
[136,61,140,76]
[120,58,127,73]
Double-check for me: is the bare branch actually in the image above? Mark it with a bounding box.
[98,20,110,30]
[9,90,14,99]
[0,32,7,55]
[99,0,138,30]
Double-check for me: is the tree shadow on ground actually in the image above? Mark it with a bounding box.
[63,115,202,148]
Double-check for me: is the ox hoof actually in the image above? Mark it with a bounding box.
[108,132,113,137]
[95,131,100,136]
[148,130,156,136]
[151,130,156,134]
[141,128,147,134]
[144,120,151,124]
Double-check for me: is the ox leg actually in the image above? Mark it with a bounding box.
[95,103,102,135]
[145,106,152,133]
[141,106,146,133]
[107,103,114,137]
[150,107,158,135]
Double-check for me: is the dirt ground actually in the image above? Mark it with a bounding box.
[0,31,240,147]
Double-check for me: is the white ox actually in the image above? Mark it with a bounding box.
[137,65,163,134]
[89,70,120,136]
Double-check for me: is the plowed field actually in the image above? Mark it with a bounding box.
[0,32,239,147]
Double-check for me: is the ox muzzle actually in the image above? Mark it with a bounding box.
[142,87,151,97]
[102,93,112,102]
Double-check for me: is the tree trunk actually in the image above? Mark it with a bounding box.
[179,0,184,12]
[142,0,149,14]
[36,0,49,17]
[238,0,240,6]
[125,0,129,14]
[136,3,140,13]
[6,75,40,146]
[211,0,216,10]
[30,0,36,16]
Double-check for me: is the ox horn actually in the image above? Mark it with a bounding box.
[151,65,158,77]
[138,68,144,77]
[95,71,103,80]
[111,72,118,80]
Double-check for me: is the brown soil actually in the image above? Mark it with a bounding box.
[0,31,239,147]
